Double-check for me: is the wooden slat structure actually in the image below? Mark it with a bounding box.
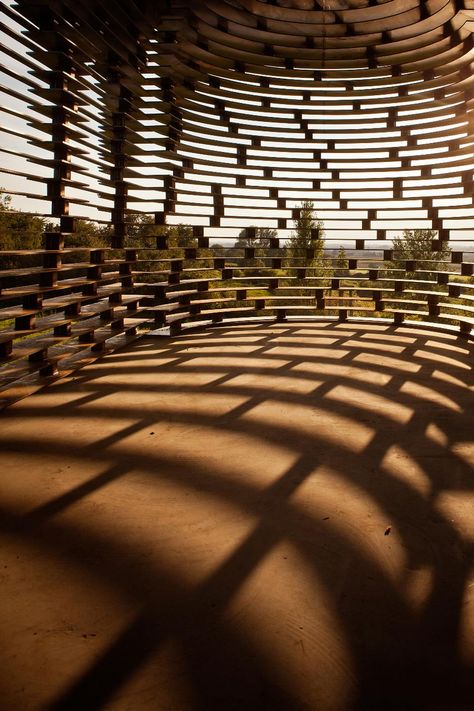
[1,0,474,404]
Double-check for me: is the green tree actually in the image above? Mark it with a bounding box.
[210,243,226,257]
[255,226,278,249]
[68,219,108,249]
[167,224,195,250]
[286,200,325,278]
[335,246,348,275]
[0,191,12,212]
[0,192,46,268]
[124,213,155,246]
[233,226,278,272]
[0,193,45,251]
[234,226,277,250]
[391,229,451,277]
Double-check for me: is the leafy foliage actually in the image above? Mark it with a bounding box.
[0,193,45,267]
[231,226,278,273]
[287,201,324,255]
[391,229,451,275]
[286,200,326,278]
[335,246,348,274]
[0,211,44,252]
[167,224,195,251]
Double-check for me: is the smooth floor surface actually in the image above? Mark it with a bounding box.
[1,321,474,711]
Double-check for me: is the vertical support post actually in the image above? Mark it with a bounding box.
[155,75,184,230]
[104,55,131,250]
[44,32,78,268]
[36,14,80,370]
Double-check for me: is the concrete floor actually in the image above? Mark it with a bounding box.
[1,321,474,711]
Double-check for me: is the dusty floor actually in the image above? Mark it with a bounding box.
[1,321,474,711]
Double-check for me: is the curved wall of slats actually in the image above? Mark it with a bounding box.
[1,0,474,404]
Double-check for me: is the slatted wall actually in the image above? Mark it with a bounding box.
[1,0,474,405]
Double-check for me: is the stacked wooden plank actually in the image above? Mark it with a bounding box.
[1,0,474,404]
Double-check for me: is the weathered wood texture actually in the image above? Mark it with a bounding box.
[1,0,474,404]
